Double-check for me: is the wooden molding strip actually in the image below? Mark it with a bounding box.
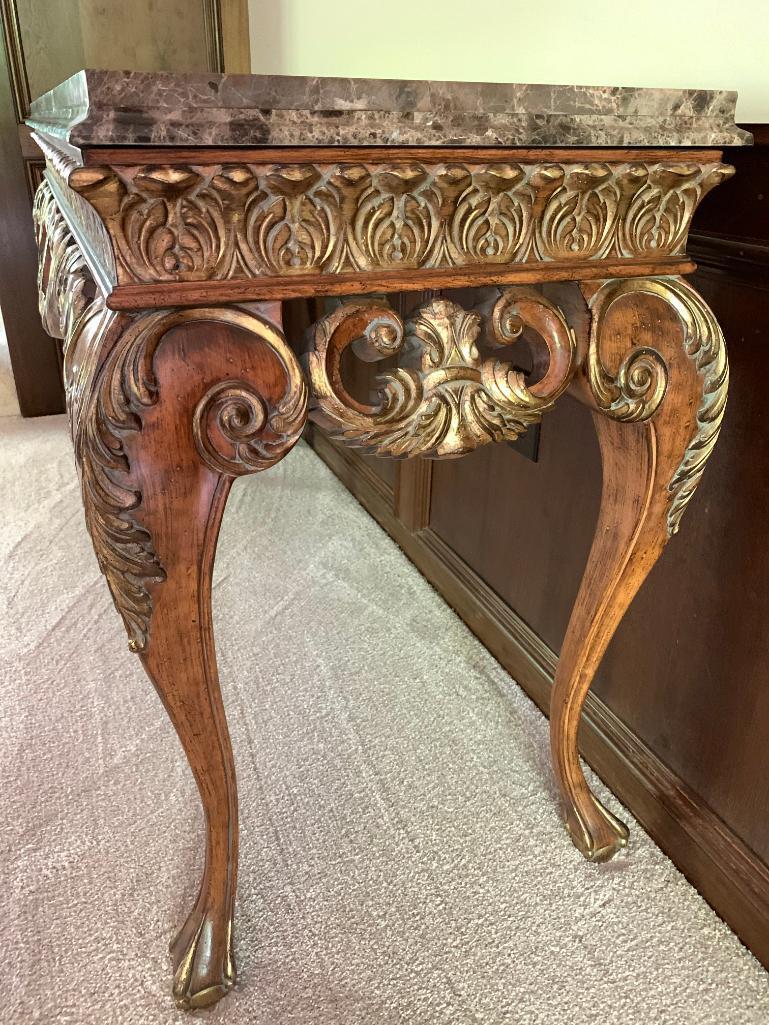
[106,257,696,310]
[310,429,769,970]
[395,461,433,532]
[81,145,724,167]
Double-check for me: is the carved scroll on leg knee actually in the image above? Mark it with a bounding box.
[550,276,728,860]
[70,300,306,1007]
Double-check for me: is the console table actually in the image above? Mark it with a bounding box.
[28,70,749,1009]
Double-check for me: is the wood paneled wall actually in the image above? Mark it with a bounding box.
[307,131,769,967]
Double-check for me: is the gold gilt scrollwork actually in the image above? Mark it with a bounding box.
[308,291,577,459]
[585,279,670,423]
[192,319,308,476]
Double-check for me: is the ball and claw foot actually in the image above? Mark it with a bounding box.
[170,905,235,1010]
[563,793,630,863]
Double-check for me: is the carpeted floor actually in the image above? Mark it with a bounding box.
[2,414,768,1025]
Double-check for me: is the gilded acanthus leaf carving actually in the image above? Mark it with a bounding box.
[663,280,728,535]
[68,158,734,285]
[34,178,308,651]
[33,179,117,443]
[240,165,342,275]
[79,305,307,652]
[116,167,234,280]
[450,163,535,263]
[307,291,576,459]
[584,276,728,535]
[78,312,169,652]
[620,164,733,256]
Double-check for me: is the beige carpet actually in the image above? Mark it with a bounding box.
[2,413,768,1025]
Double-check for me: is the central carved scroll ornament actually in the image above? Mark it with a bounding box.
[307,291,577,458]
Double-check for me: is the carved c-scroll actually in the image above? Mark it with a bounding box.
[82,306,307,652]
[191,316,308,476]
[35,177,309,653]
[584,276,728,535]
[307,291,576,459]
[585,278,670,423]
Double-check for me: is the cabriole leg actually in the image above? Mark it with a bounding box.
[74,302,307,1006]
[550,277,728,861]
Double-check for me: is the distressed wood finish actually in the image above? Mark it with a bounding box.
[36,132,730,292]
[34,178,307,1008]
[551,277,727,859]
[28,71,742,1007]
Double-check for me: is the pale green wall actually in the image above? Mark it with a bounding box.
[249,0,768,122]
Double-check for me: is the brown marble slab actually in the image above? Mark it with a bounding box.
[27,69,751,149]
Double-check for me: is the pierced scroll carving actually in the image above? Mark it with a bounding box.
[67,158,733,286]
[308,291,576,459]
[584,277,728,535]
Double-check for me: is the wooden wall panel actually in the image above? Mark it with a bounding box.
[429,397,599,655]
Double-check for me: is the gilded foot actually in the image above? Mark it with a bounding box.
[170,903,235,1010]
[563,792,629,863]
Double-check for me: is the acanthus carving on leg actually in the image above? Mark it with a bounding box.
[33,178,116,438]
[34,178,308,1008]
[307,288,577,458]
[69,305,305,655]
[81,305,306,1008]
[550,275,728,860]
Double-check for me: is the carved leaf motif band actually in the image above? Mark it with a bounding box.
[69,159,733,285]
[308,292,576,459]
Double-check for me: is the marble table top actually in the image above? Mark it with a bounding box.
[28,69,750,149]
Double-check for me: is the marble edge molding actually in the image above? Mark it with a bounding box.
[26,69,751,150]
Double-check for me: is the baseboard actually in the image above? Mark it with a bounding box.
[689,232,769,290]
[310,428,769,971]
